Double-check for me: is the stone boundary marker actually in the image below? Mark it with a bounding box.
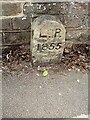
[31,15,66,65]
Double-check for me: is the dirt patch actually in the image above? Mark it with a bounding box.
[2,43,90,73]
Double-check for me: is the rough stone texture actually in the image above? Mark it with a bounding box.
[1,2,31,45]
[66,29,90,41]
[0,3,22,16]
[0,33,2,46]
[12,15,31,30]
[88,16,90,28]
[31,15,66,65]
[29,2,89,28]
[1,2,90,46]
[68,2,88,16]
[1,16,31,45]
[89,2,90,16]
[23,2,33,16]
[31,2,69,15]
[64,16,82,28]
[2,31,30,45]
[1,18,12,31]
[24,2,88,16]
[25,2,89,43]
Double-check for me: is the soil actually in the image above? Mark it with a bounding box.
[2,43,90,73]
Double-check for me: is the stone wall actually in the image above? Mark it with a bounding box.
[1,2,31,46]
[0,1,90,46]
[29,2,90,42]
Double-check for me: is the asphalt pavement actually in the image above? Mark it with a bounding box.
[2,68,88,118]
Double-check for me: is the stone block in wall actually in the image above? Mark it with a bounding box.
[0,18,1,30]
[88,16,90,28]
[1,3,22,16]
[2,31,30,45]
[23,2,69,15]
[64,16,82,28]
[89,2,90,15]
[68,2,88,16]
[64,15,88,28]
[66,28,90,41]
[0,47,2,60]
[0,46,2,52]
[0,9,2,16]
[0,33,2,46]
[25,2,89,29]
[2,18,12,31]
[23,2,33,16]
[12,15,31,30]
[24,2,89,16]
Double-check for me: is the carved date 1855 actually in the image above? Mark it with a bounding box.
[37,43,62,52]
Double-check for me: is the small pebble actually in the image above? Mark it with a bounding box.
[39,86,42,88]
[25,65,28,68]
[71,2,75,5]
[59,93,62,96]
[48,4,51,6]
[37,66,40,70]
[43,70,48,77]
[23,9,26,12]
[43,6,46,10]
[6,54,9,60]
[36,73,39,76]
[77,79,80,82]
[38,5,42,9]
[77,69,80,72]
[68,69,71,71]
[72,66,75,69]
[53,3,56,5]
[22,17,26,20]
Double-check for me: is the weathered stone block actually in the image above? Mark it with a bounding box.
[88,16,90,28]
[1,3,22,16]
[66,28,90,41]
[66,15,89,29]
[0,47,2,61]
[0,8,2,16]
[64,16,82,28]
[31,15,66,66]
[23,2,33,16]
[24,2,69,15]
[2,31,30,45]
[0,33,2,46]
[12,15,31,30]
[89,2,90,14]
[28,2,89,29]
[68,2,88,16]
[2,18,12,31]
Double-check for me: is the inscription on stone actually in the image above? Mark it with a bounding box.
[31,15,66,65]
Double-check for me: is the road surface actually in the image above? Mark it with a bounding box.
[2,67,88,118]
